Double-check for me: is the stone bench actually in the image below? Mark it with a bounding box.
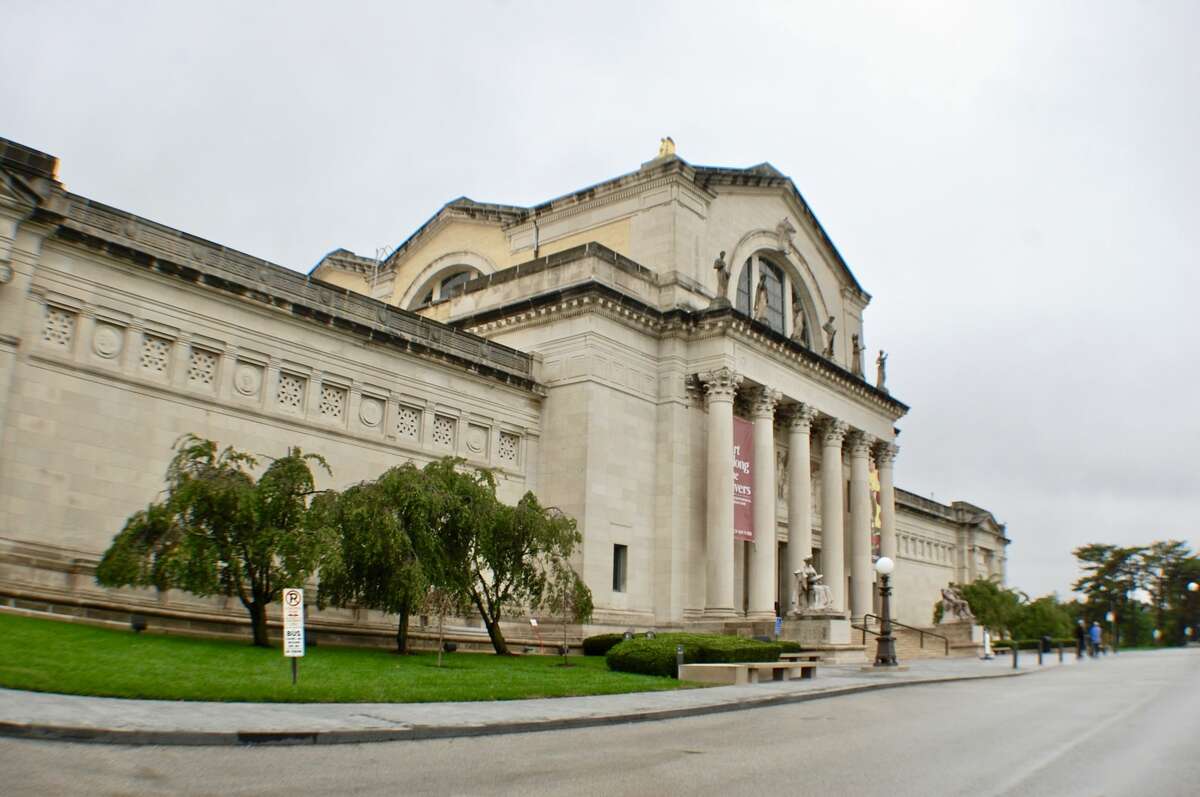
[678,661,817,685]
[779,652,823,663]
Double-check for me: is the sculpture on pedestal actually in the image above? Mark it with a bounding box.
[851,334,865,377]
[821,316,837,359]
[791,302,807,346]
[876,350,888,392]
[792,557,835,615]
[939,586,976,623]
[711,251,730,306]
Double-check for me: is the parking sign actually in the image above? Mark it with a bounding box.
[282,588,304,658]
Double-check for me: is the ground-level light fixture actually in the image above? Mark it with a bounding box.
[873,557,898,667]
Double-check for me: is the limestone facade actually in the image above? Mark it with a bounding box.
[0,138,1008,640]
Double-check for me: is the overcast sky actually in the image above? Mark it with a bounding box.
[4,1,1197,600]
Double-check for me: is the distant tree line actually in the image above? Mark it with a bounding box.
[937,540,1200,647]
[95,435,592,654]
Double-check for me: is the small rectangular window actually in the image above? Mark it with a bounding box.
[612,544,628,593]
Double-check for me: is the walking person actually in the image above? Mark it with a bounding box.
[1089,621,1102,657]
[1075,620,1087,659]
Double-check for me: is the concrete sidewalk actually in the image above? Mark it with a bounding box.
[0,650,1085,747]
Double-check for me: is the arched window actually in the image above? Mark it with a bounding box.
[736,263,752,315]
[412,267,478,309]
[760,260,784,333]
[736,254,808,339]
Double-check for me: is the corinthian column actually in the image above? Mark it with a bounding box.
[819,418,848,614]
[875,442,899,563]
[848,430,875,621]
[700,367,740,618]
[747,387,780,620]
[785,404,816,616]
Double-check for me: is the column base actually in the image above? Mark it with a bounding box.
[702,607,737,620]
[744,610,776,622]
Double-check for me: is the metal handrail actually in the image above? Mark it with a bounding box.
[855,613,950,655]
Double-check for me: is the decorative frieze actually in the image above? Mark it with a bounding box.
[432,414,456,449]
[277,373,306,414]
[395,404,421,440]
[498,431,519,465]
[318,383,347,421]
[91,323,123,359]
[42,306,75,348]
[187,348,218,389]
[139,334,171,375]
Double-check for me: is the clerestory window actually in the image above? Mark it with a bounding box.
[413,267,478,309]
[735,254,812,341]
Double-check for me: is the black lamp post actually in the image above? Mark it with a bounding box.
[874,556,898,667]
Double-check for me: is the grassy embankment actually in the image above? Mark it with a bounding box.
[0,612,698,703]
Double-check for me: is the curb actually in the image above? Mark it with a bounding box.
[0,667,1048,747]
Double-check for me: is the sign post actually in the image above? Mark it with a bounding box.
[282,587,304,685]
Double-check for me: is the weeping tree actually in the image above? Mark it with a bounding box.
[313,464,432,654]
[423,458,583,655]
[95,434,329,647]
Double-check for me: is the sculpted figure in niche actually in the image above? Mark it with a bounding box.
[939,587,976,624]
[822,316,837,359]
[712,251,730,305]
[776,449,788,500]
[753,275,769,323]
[791,302,807,345]
[876,350,888,391]
[851,334,865,377]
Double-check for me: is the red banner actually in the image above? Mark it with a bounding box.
[733,417,753,541]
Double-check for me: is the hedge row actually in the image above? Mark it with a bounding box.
[605,633,783,678]
[582,633,627,657]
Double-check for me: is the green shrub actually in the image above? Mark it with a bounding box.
[582,633,627,657]
[777,640,804,653]
[605,633,782,678]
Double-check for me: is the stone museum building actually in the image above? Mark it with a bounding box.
[0,136,1008,647]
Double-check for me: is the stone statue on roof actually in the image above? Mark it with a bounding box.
[658,137,676,158]
[876,350,888,391]
[711,251,730,307]
[851,334,865,377]
[822,316,837,359]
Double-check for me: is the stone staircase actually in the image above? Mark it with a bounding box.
[855,619,981,662]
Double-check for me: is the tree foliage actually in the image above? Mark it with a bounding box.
[1072,541,1200,647]
[422,459,584,655]
[312,464,432,653]
[96,435,329,647]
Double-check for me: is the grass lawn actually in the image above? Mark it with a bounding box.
[0,613,699,703]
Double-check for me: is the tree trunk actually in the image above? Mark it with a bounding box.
[395,600,411,654]
[248,601,270,648]
[482,613,509,655]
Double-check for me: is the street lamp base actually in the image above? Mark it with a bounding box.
[874,635,898,667]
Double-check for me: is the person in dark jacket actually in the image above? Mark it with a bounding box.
[1075,620,1087,659]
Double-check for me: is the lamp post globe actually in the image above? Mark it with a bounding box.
[1188,582,1198,593]
[873,557,898,667]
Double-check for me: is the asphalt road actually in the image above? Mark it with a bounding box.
[3,649,1197,797]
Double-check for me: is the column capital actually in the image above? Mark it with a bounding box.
[847,430,875,457]
[699,367,741,404]
[820,418,848,446]
[749,386,780,419]
[784,402,817,432]
[874,441,899,466]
